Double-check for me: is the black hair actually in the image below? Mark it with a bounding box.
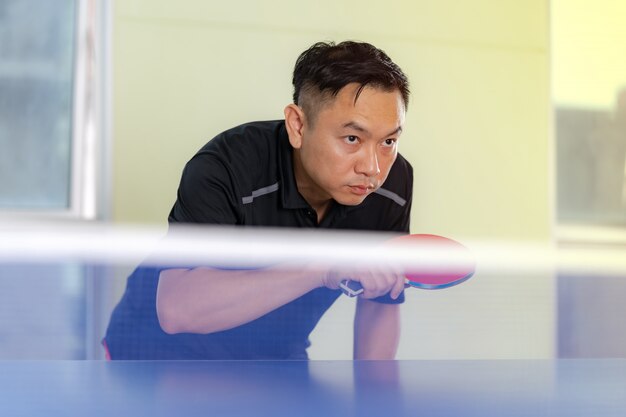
[292,41,410,118]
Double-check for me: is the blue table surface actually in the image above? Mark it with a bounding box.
[1,359,625,417]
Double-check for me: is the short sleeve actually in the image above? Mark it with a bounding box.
[168,153,241,225]
[390,155,413,233]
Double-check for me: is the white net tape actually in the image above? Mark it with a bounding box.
[1,220,625,276]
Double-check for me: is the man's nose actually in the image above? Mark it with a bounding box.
[356,146,380,177]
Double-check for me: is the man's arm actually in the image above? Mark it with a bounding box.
[157,267,321,334]
[353,297,401,360]
[157,265,404,335]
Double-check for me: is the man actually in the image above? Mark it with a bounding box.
[104,41,413,360]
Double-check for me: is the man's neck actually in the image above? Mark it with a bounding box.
[292,150,332,223]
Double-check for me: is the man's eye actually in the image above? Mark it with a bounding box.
[345,135,358,144]
[383,138,397,147]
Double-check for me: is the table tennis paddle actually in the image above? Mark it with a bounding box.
[339,234,475,297]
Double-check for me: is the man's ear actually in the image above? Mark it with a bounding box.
[284,104,306,149]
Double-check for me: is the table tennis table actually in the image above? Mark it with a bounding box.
[1,359,625,417]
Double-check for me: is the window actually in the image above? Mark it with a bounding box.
[552,0,626,358]
[553,0,626,230]
[0,0,108,219]
[0,0,111,359]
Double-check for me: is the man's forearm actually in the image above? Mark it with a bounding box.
[156,266,323,334]
[353,298,401,360]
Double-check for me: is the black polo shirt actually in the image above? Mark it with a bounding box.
[104,120,413,360]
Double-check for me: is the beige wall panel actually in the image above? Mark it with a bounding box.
[404,45,550,239]
[116,0,546,49]
[114,20,549,241]
[111,0,552,359]
[309,270,555,360]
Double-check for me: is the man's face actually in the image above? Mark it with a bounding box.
[290,83,405,208]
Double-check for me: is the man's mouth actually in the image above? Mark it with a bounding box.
[348,184,375,196]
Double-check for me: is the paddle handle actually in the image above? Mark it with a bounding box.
[340,278,413,297]
[339,280,364,297]
[339,279,411,297]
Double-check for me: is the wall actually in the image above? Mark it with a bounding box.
[552,0,626,108]
[112,0,552,359]
[552,0,626,357]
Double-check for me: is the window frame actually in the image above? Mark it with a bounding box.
[0,0,110,221]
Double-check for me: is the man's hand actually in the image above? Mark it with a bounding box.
[322,265,405,300]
